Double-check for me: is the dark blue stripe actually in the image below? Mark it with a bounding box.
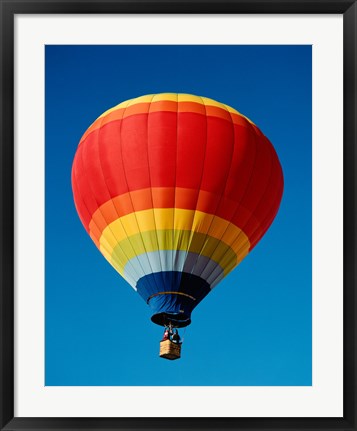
[136,271,211,327]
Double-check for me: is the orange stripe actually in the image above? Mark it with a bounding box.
[205,105,232,122]
[178,101,207,115]
[88,187,263,246]
[149,100,179,113]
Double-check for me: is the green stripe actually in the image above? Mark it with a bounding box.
[111,230,238,274]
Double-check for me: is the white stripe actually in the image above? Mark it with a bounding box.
[124,250,225,288]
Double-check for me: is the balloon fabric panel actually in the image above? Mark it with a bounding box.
[72,93,284,327]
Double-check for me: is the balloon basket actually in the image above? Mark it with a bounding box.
[159,339,181,360]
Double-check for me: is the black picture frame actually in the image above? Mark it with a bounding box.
[1,1,356,430]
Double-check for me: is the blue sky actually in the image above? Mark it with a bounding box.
[45,45,312,386]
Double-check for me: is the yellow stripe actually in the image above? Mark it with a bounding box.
[98,208,250,257]
[100,229,249,276]
[94,93,255,125]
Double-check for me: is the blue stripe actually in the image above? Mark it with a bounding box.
[136,271,211,327]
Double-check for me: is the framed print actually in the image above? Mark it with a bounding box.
[1,1,356,430]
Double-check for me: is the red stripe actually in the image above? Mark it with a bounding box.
[72,109,283,247]
[79,100,251,146]
[148,111,178,190]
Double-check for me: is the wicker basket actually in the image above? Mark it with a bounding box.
[159,339,181,360]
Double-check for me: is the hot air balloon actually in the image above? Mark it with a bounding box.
[71,93,284,360]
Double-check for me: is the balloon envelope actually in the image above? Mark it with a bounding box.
[72,93,284,327]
